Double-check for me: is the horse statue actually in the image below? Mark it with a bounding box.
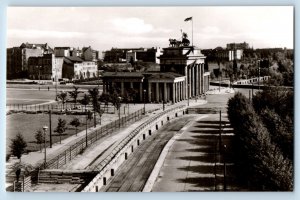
[169,39,176,47]
[169,39,182,47]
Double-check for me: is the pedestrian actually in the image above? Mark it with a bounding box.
[48,86,50,91]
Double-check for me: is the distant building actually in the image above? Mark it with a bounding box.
[7,42,53,79]
[226,42,249,50]
[104,47,162,64]
[226,42,249,61]
[82,46,99,61]
[62,56,97,80]
[28,54,55,80]
[102,44,209,103]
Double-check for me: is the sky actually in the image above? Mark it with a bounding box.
[7,6,294,54]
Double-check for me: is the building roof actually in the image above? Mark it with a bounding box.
[54,47,71,50]
[144,72,184,80]
[64,56,84,64]
[20,42,54,53]
[102,72,144,78]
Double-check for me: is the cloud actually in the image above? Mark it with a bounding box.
[8,29,85,39]
[111,18,153,34]
[201,26,220,35]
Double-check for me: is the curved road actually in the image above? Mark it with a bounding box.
[100,115,196,192]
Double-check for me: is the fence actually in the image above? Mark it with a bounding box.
[6,103,121,114]
[39,107,145,170]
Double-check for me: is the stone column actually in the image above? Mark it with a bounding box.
[201,63,205,93]
[164,82,167,102]
[183,80,186,100]
[103,81,106,94]
[198,64,202,94]
[139,82,143,102]
[156,82,160,102]
[195,65,199,96]
[188,67,191,98]
[172,83,176,103]
[191,66,195,97]
[148,82,152,102]
[185,66,188,100]
[121,82,124,96]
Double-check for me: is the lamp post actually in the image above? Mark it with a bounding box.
[258,60,261,90]
[85,108,88,147]
[43,125,48,169]
[55,67,58,101]
[143,89,146,114]
[223,144,227,191]
[187,84,190,106]
[118,96,121,128]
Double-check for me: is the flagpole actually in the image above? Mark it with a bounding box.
[192,17,193,47]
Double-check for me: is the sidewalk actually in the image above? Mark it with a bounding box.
[150,113,238,191]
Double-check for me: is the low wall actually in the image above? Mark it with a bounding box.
[82,105,187,192]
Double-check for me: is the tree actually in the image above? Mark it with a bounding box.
[80,93,90,111]
[96,107,105,125]
[99,93,111,113]
[68,86,82,108]
[88,87,100,128]
[10,133,27,161]
[34,129,44,152]
[54,118,67,144]
[57,91,68,110]
[69,118,80,136]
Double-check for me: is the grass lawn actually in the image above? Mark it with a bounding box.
[6,113,108,154]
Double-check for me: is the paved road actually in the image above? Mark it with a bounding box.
[150,90,251,191]
[101,116,196,192]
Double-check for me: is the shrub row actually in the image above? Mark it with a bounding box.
[227,92,293,191]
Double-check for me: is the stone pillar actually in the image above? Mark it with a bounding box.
[185,66,188,100]
[188,67,192,98]
[191,66,195,96]
[198,64,202,94]
[121,82,124,96]
[195,65,199,96]
[103,81,106,94]
[148,82,152,102]
[156,82,160,102]
[183,80,186,100]
[139,82,143,102]
[164,82,167,102]
[172,83,176,103]
[202,64,205,94]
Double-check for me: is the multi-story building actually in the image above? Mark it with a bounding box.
[62,56,97,80]
[7,42,53,79]
[125,47,162,64]
[82,46,99,61]
[27,54,55,80]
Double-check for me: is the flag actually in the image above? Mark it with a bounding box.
[184,17,192,22]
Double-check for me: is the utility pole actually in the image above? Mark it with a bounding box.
[49,110,52,148]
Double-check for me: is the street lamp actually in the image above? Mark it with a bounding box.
[118,96,122,127]
[223,144,227,191]
[187,84,190,106]
[258,60,261,90]
[143,89,146,114]
[43,125,48,169]
[55,67,58,101]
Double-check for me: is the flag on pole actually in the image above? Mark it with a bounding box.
[184,17,192,22]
